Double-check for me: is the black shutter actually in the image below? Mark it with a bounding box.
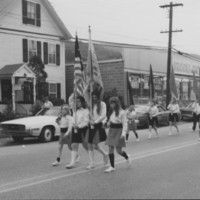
[43,42,48,64]
[23,39,28,62]
[37,41,41,58]
[57,83,61,99]
[22,0,27,24]
[44,82,49,97]
[56,44,60,66]
[36,4,41,27]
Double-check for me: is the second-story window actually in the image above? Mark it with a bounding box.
[27,2,36,25]
[28,40,37,59]
[48,44,56,64]
[22,0,41,27]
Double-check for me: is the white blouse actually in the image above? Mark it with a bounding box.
[109,109,128,136]
[60,115,73,128]
[148,106,159,117]
[92,101,107,124]
[73,108,89,128]
[167,104,179,114]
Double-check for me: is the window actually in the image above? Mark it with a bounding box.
[49,83,57,98]
[22,0,41,27]
[48,44,56,64]
[28,40,37,60]
[27,1,36,25]
[1,80,12,103]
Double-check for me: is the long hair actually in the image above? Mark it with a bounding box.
[76,96,87,109]
[109,96,121,116]
[92,91,101,115]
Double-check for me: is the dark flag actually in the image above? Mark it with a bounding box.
[127,72,134,105]
[193,71,199,99]
[149,65,154,100]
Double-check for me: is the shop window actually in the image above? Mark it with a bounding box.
[1,80,12,103]
[22,0,41,27]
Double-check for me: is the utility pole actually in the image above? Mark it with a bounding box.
[160,2,183,108]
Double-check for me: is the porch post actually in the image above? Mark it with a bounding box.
[11,76,16,113]
[33,77,36,104]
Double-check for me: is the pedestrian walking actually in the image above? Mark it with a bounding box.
[105,96,131,173]
[87,90,109,169]
[52,105,79,166]
[147,100,159,139]
[167,98,180,135]
[66,96,89,169]
[188,99,200,131]
[126,105,139,142]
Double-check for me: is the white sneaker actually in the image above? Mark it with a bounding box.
[136,138,140,142]
[126,157,132,167]
[75,155,80,163]
[168,132,172,136]
[105,166,115,173]
[86,163,95,170]
[65,163,76,169]
[103,154,109,165]
[148,133,152,139]
[52,161,60,166]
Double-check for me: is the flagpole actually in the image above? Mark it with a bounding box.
[89,26,94,127]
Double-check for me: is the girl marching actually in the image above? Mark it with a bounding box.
[87,90,109,169]
[126,105,139,142]
[66,96,89,169]
[105,96,131,173]
[147,100,159,139]
[52,105,76,166]
[167,98,180,135]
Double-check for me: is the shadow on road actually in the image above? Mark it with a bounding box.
[0,136,59,147]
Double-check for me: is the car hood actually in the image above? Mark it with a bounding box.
[1,116,57,126]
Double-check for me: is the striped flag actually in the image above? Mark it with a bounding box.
[169,65,178,99]
[85,27,104,99]
[149,65,154,100]
[74,35,85,96]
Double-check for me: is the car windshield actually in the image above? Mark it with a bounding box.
[37,108,61,116]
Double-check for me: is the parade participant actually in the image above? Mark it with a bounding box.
[167,98,180,135]
[66,96,89,169]
[126,105,139,142]
[52,105,79,166]
[42,96,53,109]
[87,90,108,169]
[105,96,131,173]
[147,100,159,139]
[188,99,200,131]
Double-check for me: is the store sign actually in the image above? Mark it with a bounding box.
[173,61,200,75]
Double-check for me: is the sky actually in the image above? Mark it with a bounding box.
[49,0,200,55]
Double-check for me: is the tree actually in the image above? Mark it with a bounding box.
[28,55,48,100]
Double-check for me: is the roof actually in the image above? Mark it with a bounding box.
[42,0,72,39]
[0,64,23,76]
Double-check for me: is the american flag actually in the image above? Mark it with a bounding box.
[74,35,85,96]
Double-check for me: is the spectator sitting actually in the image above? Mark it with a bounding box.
[42,97,53,109]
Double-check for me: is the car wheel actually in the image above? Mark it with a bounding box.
[12,136,24,142]
[40,127,54,142]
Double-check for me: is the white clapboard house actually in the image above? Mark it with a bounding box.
[0,0,72,114]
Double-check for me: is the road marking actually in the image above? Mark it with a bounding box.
[0,140,199,194]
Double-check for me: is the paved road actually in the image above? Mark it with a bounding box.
[0,122,200,199]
